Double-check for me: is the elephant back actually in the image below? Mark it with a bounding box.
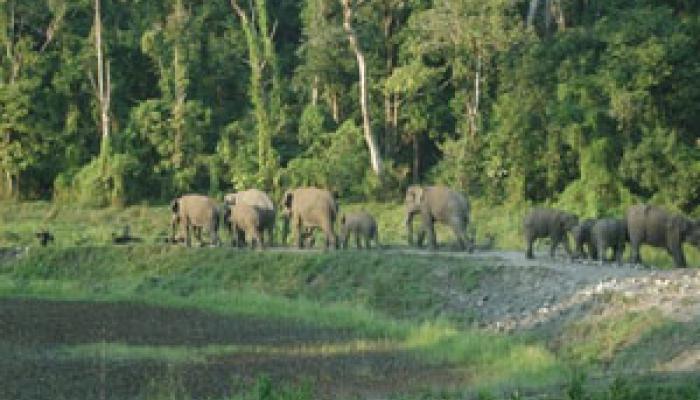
[226,189,274,211]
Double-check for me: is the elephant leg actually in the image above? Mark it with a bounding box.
[355,232,361,249]
[416,226,426,247]
[364,235,371,250]
[628,238,642,265]
[668,245,687,268]
[448,217,467,251]
[550,235,560,258]
[293,218,303,249]
[615,243,624,265]
[185,223,192,248]
[422,216,437,249]
[320,221,336,250]
[525,233,535,259]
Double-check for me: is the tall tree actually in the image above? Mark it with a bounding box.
[340,0,382,176]
[230,0,282,189]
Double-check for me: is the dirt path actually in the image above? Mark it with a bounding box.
[385,248,700,336]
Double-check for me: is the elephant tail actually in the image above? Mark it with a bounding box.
[340,213,346,226]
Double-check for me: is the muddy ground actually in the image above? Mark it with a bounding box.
[0,299,460,400]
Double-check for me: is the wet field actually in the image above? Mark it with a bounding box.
[0,299,460,399]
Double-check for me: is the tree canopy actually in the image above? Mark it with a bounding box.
[0,0,698,214]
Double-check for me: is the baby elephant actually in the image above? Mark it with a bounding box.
[225,203,264,250]
[339,211,380,249]
[592,218,627,265]
[572,219,597,260]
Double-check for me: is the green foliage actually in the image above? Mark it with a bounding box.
[53,150,140,208]
[282,120,370,199]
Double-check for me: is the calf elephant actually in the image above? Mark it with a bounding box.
[224,203,264,249]
[592,218,627,265]
[170,194,221,247]
[626,204,700,267]
[405,185,473,251]
[523,208,578,259]
[339,211,380,249]
[224,189,275,247]
[572,219,597,260]
[281,187,338,250]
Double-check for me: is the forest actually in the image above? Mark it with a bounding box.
[1,0,699,215]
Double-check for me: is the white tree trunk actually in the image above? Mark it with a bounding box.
[95,0,110,144]
[526,0,539,28]
[341,0,382,176]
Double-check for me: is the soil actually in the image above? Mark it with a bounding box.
[0,299,461,400]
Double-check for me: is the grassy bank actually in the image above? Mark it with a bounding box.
[0,246,562,397]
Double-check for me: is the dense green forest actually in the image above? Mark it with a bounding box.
[1,0,698,214]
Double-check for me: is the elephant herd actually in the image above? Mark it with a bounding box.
[523,205,700,267]
[169,185,475,252]
[168,185,700,267]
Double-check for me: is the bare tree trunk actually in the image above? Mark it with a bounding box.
[95,0,110,150]
[412,133,420,183]
[526,0,539,28]
[551,0,566,31]
[341,0,382,176]
[330,91,339,122]
[383,8,394,157]
[312,75,319,106]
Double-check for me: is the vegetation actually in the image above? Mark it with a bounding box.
[0,0,697,219]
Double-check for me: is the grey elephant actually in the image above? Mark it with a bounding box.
[281,187,338,249]
[405,185,473,251]
[170,194,221,247]
[339,211,380,249]
[626,204,700,267]
[571,218,597,260]
[523,208,578,259]
[224,203,264,249]
[224,189,275,247]
[592,218,627,265]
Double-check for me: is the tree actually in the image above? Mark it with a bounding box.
[340,0,382,177]
[230,0,283,189]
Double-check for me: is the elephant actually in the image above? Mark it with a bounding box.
[339,211,380,249]
[170,194,221,247]
[224,189,275,247]
[571,218,597,260]
[281,187,338,249]
[591,218,627,265]
[224,203,264,249]
[523,208,578,259]
[625,204,700,267]
[404,185,473,251]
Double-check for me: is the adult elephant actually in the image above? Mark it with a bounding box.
[404,185,473,251]
[523,208,578,259]
[170,194,221,247]
[626,204,700,267]
[224,189,275,246]
[281,187,338,250]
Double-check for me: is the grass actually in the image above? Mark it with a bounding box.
[557,309,666,366]
[0,244,562,396]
